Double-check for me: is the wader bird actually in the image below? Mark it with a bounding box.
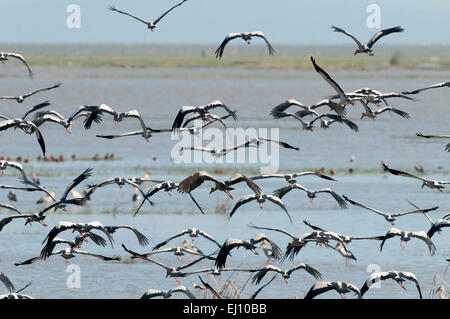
[416,132,450,152]
[215,31,275,59]
[215,233,281,269]
[304,281,361,299]
[343,195,438,225]
[0,82,62,103]
[379,227,437,256]
[382,161,450,191]
[360,271,422,298]
[331,25,404,56]
[153,227,222,251]
[108,0,188,31]
[273,183,347,209]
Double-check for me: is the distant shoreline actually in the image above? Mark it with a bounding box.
[1,43,450,70]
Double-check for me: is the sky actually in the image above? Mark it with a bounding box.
[1,0,449,45]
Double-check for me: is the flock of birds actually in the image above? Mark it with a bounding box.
[1,1,450,299]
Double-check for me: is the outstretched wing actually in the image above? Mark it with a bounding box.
[153,0,189,25]
[331,26,364,50]
[367,26,404,49]
[250,31,275,55]
[215,33,243,59]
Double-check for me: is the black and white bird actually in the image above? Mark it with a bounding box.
[0,82,62,103]
[343,195,438,225]
[215,31,275,59]
[141,285,196,299]
[153,227,222,251]
[273,183,347,209]
[416,132,450,152]
[304,281,361,299]
[382,161,450,191]
[249,224,349,262]
[360,271,422,298]
[108,0,189,31]
[359,100,410,120]
[250,171,336,184]
[0,52,33,78]
[379,227,437,255]
[331,25,404,56]
[0,272,32,299]
[171,100,237,131]
[215,233,281,269]
[251,263,322,285]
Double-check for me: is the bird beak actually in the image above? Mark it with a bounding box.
[39,220,47,227]
[226,191,233,200]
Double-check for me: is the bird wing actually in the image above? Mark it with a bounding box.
[331,26,365,49]
[290,263,323,280]
[170,285,196,300]
[263,194,293,224]
[382,162,428,182]
[0,273,15,293]
[203,100,238,120]
[152,229,189,250]
[251,265,282,285]
[215,33,243,59]
[108,5,149,24]
[343,195,387,217]
[0,203,22,215]
[374,106,410,119]
[367,26,404,49]
[258,137,300,151]
[410,231,437,255]
[229,194,257,218]
[225,173,261,197]
[73,249,120,261]
[21,101,51,120]
[23,82,62,99]
[248,223,296,240]
[115,225,150,246]
[392,206,439,218]
[304,282,335,299]
[153,0,188,25]
[250,31,275,55]
[311,56,347,98]
[403,81,450,95]
[60,168,93,201]
[5,53,33,78]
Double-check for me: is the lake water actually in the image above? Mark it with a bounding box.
[0,63,449,299]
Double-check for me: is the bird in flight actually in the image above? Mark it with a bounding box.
[331,25,404,56]
[108,0,189,31]
[215,31,275,59]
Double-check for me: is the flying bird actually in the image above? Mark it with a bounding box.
[215,233,281,269]
[331,25,404,56]
[108,1,189,31]
[273,183,347,208]
[360,271,422,298]
[416,132,450,152]
[382,161,450,191]
[304,281,361,299]
[251,263,322,285]
[153,227,222,251]
[343,195,438,225]
[379,227,437,255]
[0,82,62,103]
[141,285,196,299]
[215,31,275,59]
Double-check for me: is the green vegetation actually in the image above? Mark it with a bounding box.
[26,55,450,71]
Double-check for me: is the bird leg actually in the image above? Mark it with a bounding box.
[177,256,181,262]
[309,198,314,205]
[438,189,443,193]
[285,279,289,284]
[65,260,70,264]
[168,192,172,197]
[66,126,72,134]
[225,190,233,200]
[259,203,264,209]
[175,277,181,284]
